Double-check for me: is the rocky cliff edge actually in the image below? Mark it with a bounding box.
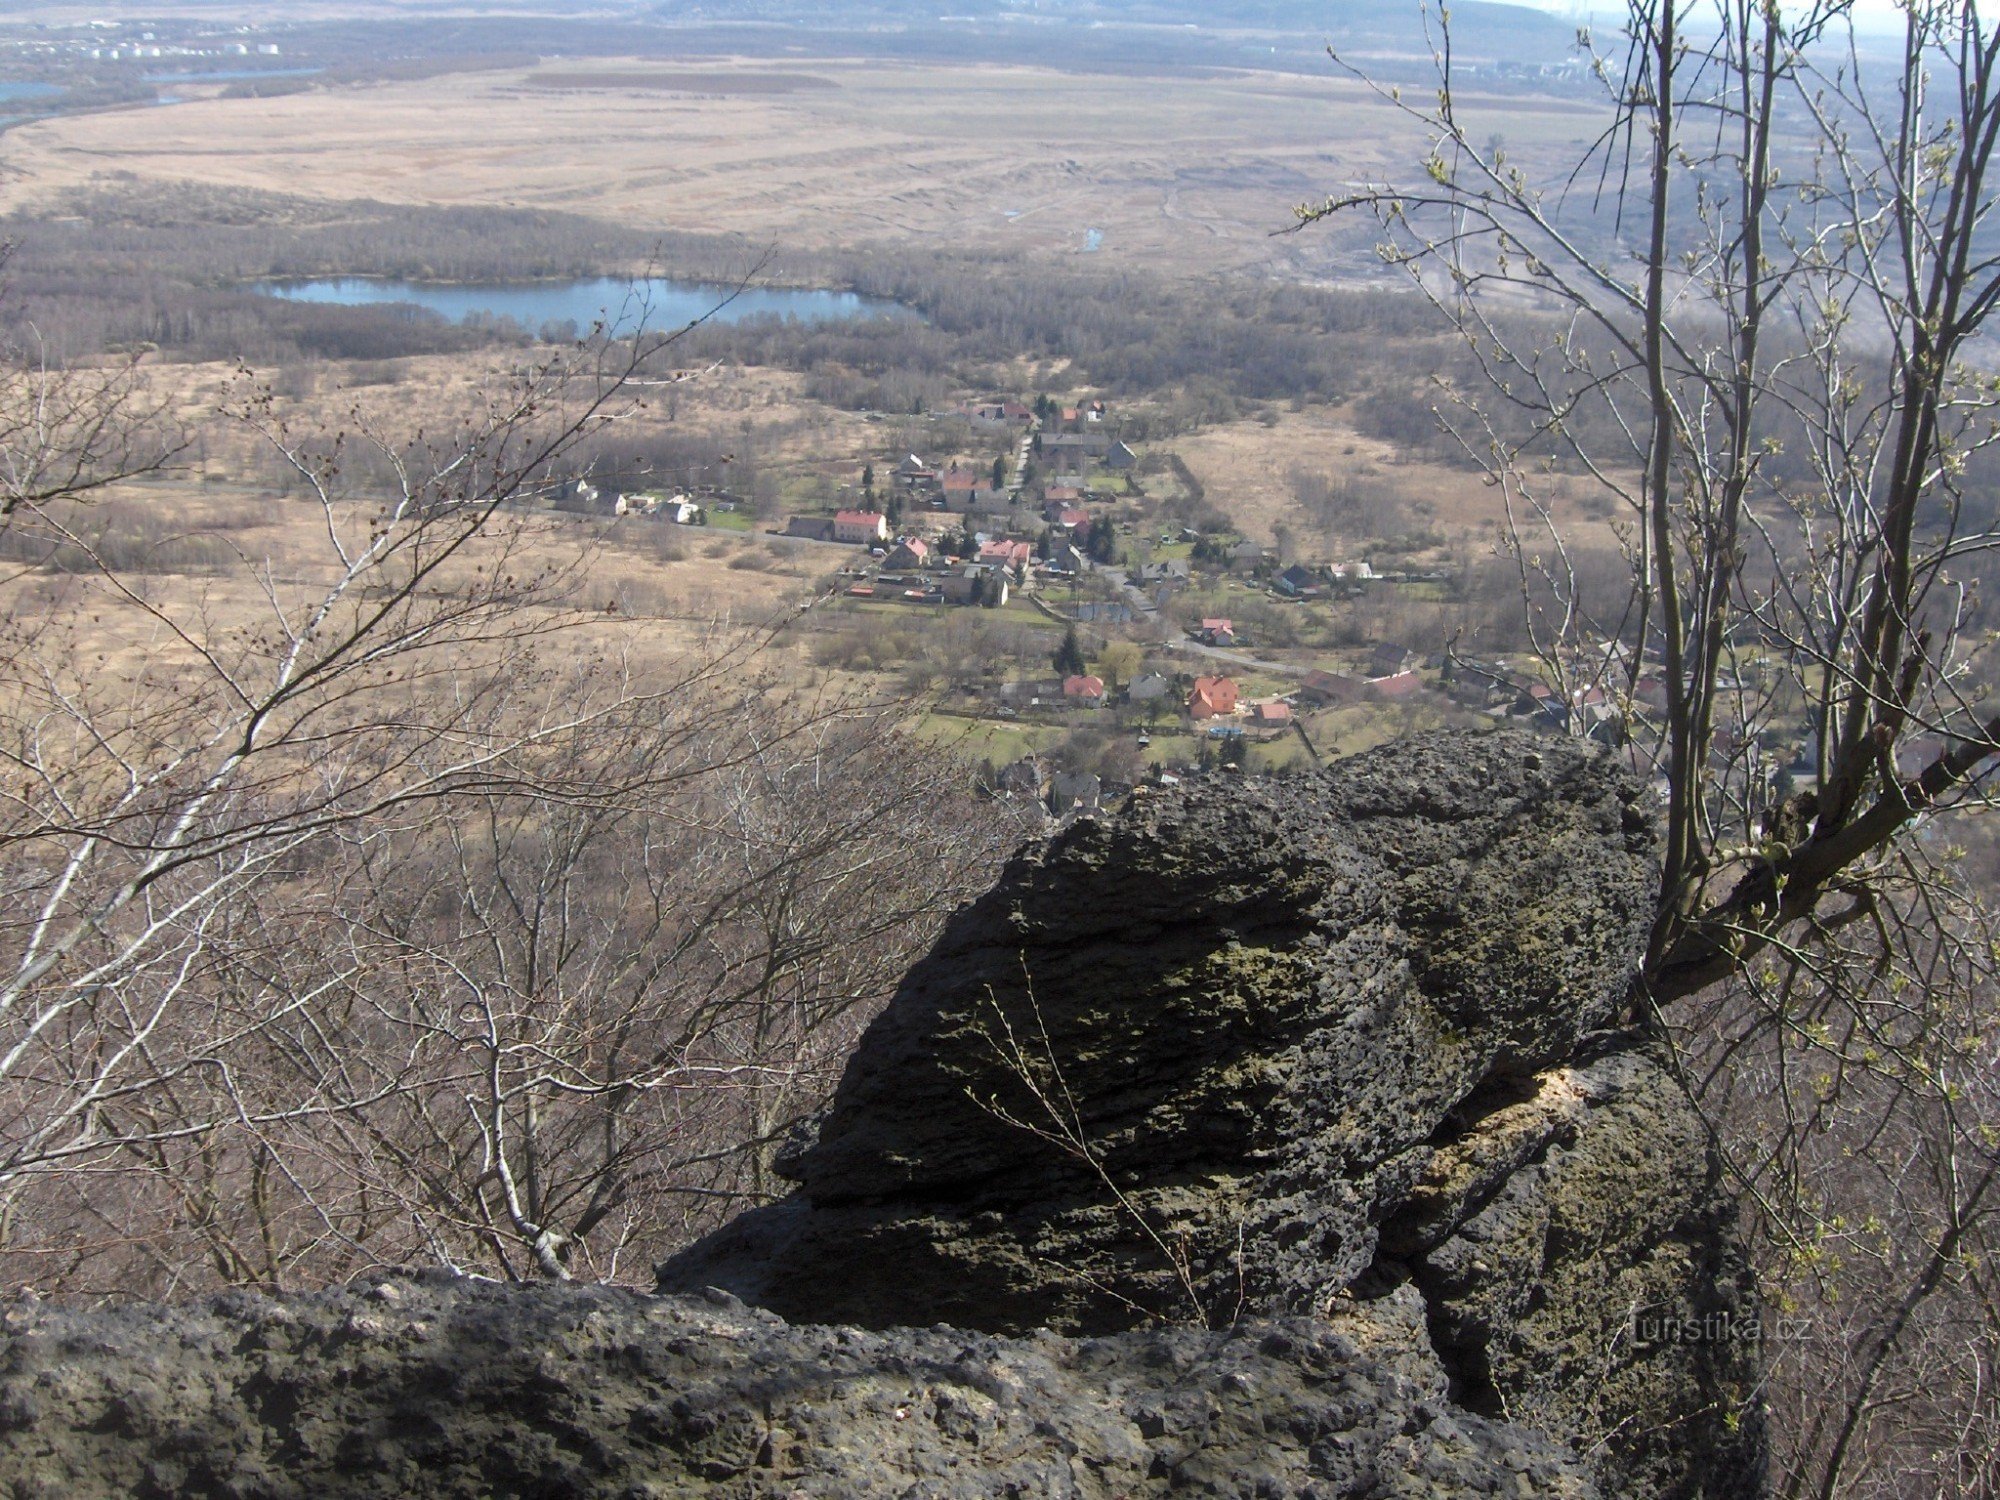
[0,731,1764,1498]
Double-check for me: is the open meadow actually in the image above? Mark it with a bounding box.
[0,56,1607,282]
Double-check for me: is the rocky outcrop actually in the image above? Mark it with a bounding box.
[660,731,1764,1497]
[0,731,1764,1498]
[0,1272,1600,1499]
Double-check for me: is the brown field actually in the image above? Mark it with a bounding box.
[8,475,828,675]
[1175,404,1626,558]
[0,57,1607,280]
[522,71,839,95]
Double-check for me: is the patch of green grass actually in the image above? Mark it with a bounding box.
[1140,731,1200,765]
[704,509,755,532]
[914,714,1064,767]
[990,599,1066,630]
[1248,734,1313,771]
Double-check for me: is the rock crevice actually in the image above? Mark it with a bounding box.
[0,731,1765,1498]
[661,732,1763,1497]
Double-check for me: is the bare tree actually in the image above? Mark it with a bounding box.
[0,289,1023,1296]
[0,683,1011,1294]
[1298,3,2000,1491]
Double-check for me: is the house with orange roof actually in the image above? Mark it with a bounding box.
[1188,676,1240,720]
[978,539,1034,572]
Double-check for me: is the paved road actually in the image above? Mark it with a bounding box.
[1165,636,1321,680]
[1005,417,1038,498]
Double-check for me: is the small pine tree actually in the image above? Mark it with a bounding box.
[1053,624,1087,678]
[1086,520,1119,566]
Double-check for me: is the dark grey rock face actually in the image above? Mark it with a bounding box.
[0,1272,1602,1499]
[0,730,1764,1499]
[660,731,1765,1497]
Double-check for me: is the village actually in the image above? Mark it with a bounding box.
[566,391,1894,828]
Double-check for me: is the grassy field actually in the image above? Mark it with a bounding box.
[0,57,1609,283]
[1173,402,1626,558]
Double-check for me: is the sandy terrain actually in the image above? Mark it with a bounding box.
[0,58,1607,280]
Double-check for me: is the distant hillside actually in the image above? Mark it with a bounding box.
[638,0,1584,71]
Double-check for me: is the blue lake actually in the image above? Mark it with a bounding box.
[0,82,61,104]
[260,276,911,335]
[145,67,323,84]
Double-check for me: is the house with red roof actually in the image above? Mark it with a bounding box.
[978,539,1034,571]
[1063,674,1106,706]
[1188,676,1240,720]
[1197,618,1235,647]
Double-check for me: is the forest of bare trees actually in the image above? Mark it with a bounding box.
[0,184,1439,425]
[0,313,1020,1297]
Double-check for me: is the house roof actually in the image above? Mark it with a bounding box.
[1201,618,1233,633]
[834,509,885,527]
[1368,670,1424,699]
[978,539,1033,567]
[1365,643,1411,679]
[1300,669,1361,702]
[1251,701,1293,724]
[1063,674,1106,698]
[1189,676,1239,715]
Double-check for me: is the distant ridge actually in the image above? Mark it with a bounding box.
[640,0,1584,72]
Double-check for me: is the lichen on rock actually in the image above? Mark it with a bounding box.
[0,730,1765,1498]
[661,730,1765,1496]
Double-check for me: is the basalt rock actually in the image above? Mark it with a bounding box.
[660,730,1766,1497]
[0,1273,1600,1499]
[1,730,1764,1499]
